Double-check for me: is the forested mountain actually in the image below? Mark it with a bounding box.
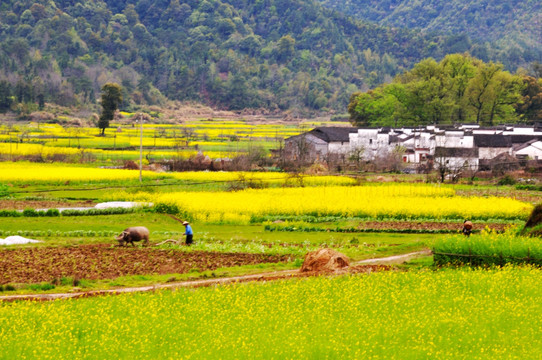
[0,0,507,115]
[319,0,541,70]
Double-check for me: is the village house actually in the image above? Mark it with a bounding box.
[285,124,542,171]
[283,127,358,162]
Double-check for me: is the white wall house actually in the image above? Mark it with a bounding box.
[515,140,542,160]
[284,127,358,161]
[286,124,542,171]
[474,134,513,159]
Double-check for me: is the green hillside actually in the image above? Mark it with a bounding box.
[0,0,533,114]
[319,0,541,70]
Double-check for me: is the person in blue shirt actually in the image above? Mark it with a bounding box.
[183,221,194,245]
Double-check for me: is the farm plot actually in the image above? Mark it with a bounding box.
[0,244,289,285]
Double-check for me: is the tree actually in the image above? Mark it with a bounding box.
[485,71,523,125]
[516,76,542,123]
[0,81,13,112]
[98,83,123,135]
[465,62,501,124]
[276,35,295,63]
[348,85,405,127]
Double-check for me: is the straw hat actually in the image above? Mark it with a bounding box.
[182,221,189,225]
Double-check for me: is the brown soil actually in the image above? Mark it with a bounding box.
[357,220,509,232]
[0,244,289,284]
[0,199,95,210]
[300,248,350,273]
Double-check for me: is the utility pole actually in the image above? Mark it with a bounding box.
[139,113,143,183]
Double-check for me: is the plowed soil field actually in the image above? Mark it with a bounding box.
[0,199,95,210]
[0,244,289,284]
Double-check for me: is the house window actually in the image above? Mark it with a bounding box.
[369,139,373,144]
[403,155,408,163]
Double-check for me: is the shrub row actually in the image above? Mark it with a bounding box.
[433,251,542,267]
[0,230,183,238]
[264,224,464,234]
[516,184,542,191]
[254,214,515,224]
[0,207,138,218]
[61,207,137,216]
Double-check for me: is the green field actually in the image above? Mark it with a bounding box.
[0,213,431,259]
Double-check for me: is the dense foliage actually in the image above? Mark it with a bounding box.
[319,0,542,71]
[348,54,542,126]
[0,0,522,114]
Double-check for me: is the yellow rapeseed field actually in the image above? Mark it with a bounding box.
[168,171,358,186]
[143,184,529,223]
[0,162,161,182]
[0,143,82,157]
[1,267,541,359]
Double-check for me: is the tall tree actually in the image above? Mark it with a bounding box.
[0,81,13,112]
[516,76,542,123]
[465,62,501,124]
[98,83,122,135]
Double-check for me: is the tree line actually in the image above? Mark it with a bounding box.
[348,54,542,127]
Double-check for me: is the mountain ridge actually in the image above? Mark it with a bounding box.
[0,0,537,114]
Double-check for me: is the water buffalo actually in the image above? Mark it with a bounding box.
[116,226,150,247]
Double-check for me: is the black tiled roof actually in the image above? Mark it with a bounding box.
[510,135,542,144]
[474,134,512,148]
[435,147,479,157]
[309,127,359,142]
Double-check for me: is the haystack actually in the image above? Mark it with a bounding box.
[300,248,350,273]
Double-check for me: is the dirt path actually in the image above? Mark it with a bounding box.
[0,250,431,302]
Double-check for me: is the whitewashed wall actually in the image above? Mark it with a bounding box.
[515,141,542,160]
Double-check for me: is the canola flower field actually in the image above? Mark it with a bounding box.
[0,162,359,188]
[0,162,165,183]
[1,266,541,359]
[119,185,531,224]
[0,119,338,162]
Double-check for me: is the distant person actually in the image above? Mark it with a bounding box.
[462,220,473,236]
[183,221,193,245]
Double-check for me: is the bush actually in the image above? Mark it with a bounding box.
[22,208,39,217]
[0,210,22,217]
[28,283,55,291]
[154,203,180,215]
[45,208,60,217]
[498,174,516,185]
[61,207,136,216]
[0,183,10,198]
